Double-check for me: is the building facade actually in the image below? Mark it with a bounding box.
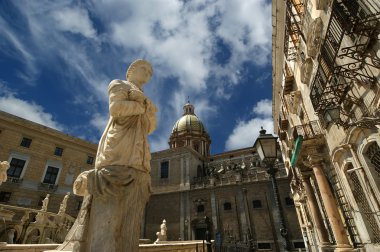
[0,102,304,250]
[145,103,304,251]
[272,0,380,251]
[0,111,97,217]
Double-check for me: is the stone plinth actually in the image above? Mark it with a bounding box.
[0,241,209,252]
[45,241,207,252]
[0,243,58,252]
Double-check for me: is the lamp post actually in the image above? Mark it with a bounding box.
[253,127,291,251]
[242,187,255,251]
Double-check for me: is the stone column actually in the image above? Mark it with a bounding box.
[180,192,185,240]
[210,190,218,232]
[307,155,352,251]
[185,157,190,187]
[302,174,330,246]
[180,157,184,188]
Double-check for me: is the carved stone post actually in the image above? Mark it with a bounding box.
[307,155,353,251]
[302,174,330,247]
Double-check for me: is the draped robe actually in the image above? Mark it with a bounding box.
[57,79,157,252]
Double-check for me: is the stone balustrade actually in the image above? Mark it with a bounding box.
[0,204,75,244]
[0,241,209,252]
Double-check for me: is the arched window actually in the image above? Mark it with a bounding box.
[366,142,380,175]
[346,163,380,243]
[363,141,380,198]
[197,165,203,178]
[193,142,199,153]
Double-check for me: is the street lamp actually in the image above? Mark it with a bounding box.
[253,127,291,251]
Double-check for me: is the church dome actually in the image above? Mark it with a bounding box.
[169,102,211,157]
[172,103,207,134]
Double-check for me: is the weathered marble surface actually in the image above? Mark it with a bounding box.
[0,161,10,185]
[154,219,167,243]
[56,59,157,252]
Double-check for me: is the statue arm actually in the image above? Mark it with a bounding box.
[108,82,145,117]
[146,100,158,134]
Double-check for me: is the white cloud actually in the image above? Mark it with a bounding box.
[252,99,272,117]
[2,0,273,153]
[90,113,109,134]
[51,7,97,39]
[0,94,63,131]
[225,99,273,150]
[0,16,38,82]
[149,135,170,153]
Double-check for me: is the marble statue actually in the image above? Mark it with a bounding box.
[160,219,167,239]
[0,161,10,185]
[154,219,168,243]
[57,59,157,252]
[58,192,70,215]
[41,194,50,211]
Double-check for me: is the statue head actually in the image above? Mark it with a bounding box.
[126,59,153,87]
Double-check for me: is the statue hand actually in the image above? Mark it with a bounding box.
[73,171,89,196]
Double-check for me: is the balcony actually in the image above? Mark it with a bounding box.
[284,0,305,61]
[309,0,380,129]
[38,183,58,192]
[279,116,290,131]
[291,121,323,141]
[279,131,288,141]
[6,176,23,184]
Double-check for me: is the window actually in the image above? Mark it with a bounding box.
[194,143,199,152]
[7,158,26,178]
[285,197,294,206]
[160,161,169,179]
[54,147,63,156]
[76,200,83,211]
[365,142,380,176]
[20,137,32,148]
[0,192,11,203]
[223,202,232,210]
[257,243,271,250]
[197,205,204,213]
[87,156,94,165]
[43,166,60,184]
[293,242,305,249]
[252,200,262,208]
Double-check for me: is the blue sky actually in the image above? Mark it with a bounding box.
[0,0,274,154]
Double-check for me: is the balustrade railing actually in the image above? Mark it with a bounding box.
[0,203,75,244]
[38,183,58,192]
[291,121,323,140]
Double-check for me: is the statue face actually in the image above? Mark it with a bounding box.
[130,64,152,85]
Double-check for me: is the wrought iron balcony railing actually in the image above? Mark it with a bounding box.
[309,0,380,129]
[38,183,58,192]
[284,0,305,61]
[291,121,323,141]
[6,176,23,184]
